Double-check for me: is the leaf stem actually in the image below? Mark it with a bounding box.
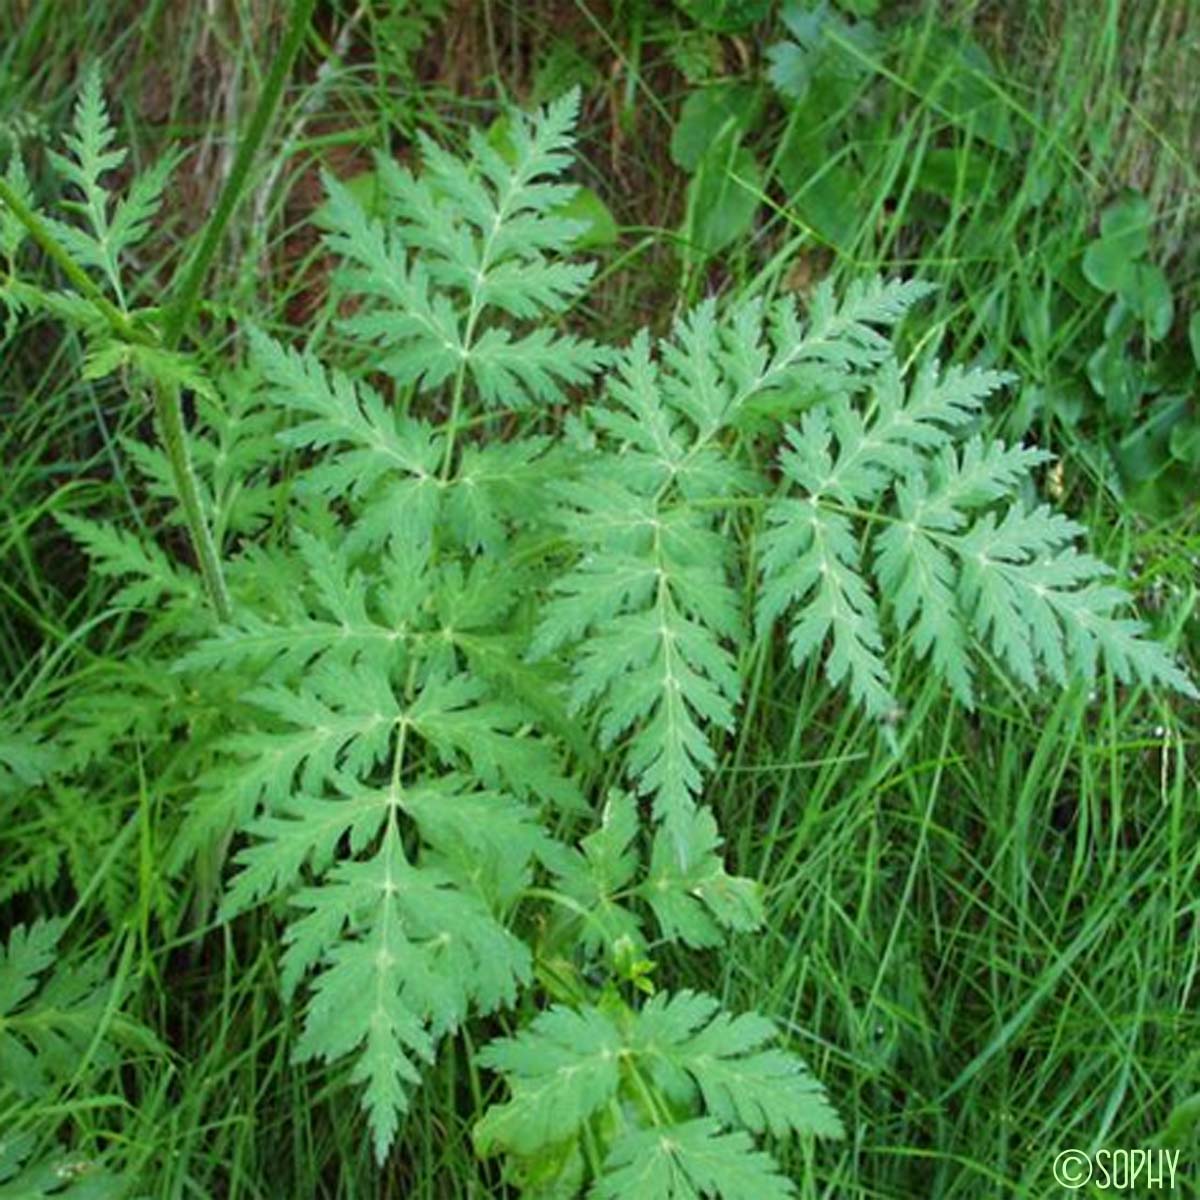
[624,1057,670,1127]
[154,0,319,620]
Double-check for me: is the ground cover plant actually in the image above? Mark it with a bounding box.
[2,2,1198,1197]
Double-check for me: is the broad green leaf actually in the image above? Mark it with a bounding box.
[1087,339,1143,421]
[1118,261,1174,340]
[670,84,764,172]
[1099,191,1152,258]
[1082,236,1137,295]
[917,33,1016,153]
[681,138,762,261]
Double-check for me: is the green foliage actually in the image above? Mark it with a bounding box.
[758,357,1195,709]
[0,921,153,1197]
[475,989,841,1196]
[3,57,1195,1200]
[544,790,762,975]
[186,91,1189,1175]
[321,91,609,409]
[41,68,175,303]
[676,0,773,35]
[663,0,1200,516]
[0,62,204,399]
[1073,190,1199,509]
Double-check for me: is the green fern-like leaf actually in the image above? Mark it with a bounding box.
[546,792,762,964]
[628,991,843,1140]
[476,989,840,1197]
[0,920,156,1099]
[640,807,762,948]
[475,1006,624,1156]
[0,152,36,337]
[23,78,1180,1184]
[250,330,446,552]
[758,357,1198,711]
[43,64,173,304]
[320,88,610,413]
[535,282,937,841]
[592,1119,794,1200]
[286,824,531,1162]
[0,1136,132,1199]
[0,920,154,1195]
[56,512,200,609]
[195,589,577,1161]
[0,726,55,798]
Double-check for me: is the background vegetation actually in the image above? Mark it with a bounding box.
[2,0,1197,1196]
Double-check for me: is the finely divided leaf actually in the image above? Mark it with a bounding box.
[630,991,844,1140]
[58,512,199,608]
[760,350,1195,715]
[478,991,841,1197]
[289,827,531,1163]
[547,790,646,957]
[251,331,444,553]
[44,65,172,300]
[324,89,609,414]
[592,1119,795,1200]
[474,1006,624,1156]
[0,920,63,1016]
[758,496,895,717]
[640,809,763,947]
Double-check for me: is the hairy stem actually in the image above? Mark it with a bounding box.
[154,381,233,621]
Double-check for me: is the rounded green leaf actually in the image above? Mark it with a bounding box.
[557,186,619,249]
[671,84,763,172]
[1082,237,1136,295]
[1169,414,1200,465]
[681,141,763,260]
[1086,340,1143,421]
[1115,394,1188,485]
[1099,190,1152,258]
[784,162,861,249]
[914,146,995,202]
[1119,261,1174,340]
[1103,296,1135,341]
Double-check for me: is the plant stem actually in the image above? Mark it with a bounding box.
[159,0,317,620]
[161,0,320,350]
[154,381,233,621]
[0,178,234,620]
